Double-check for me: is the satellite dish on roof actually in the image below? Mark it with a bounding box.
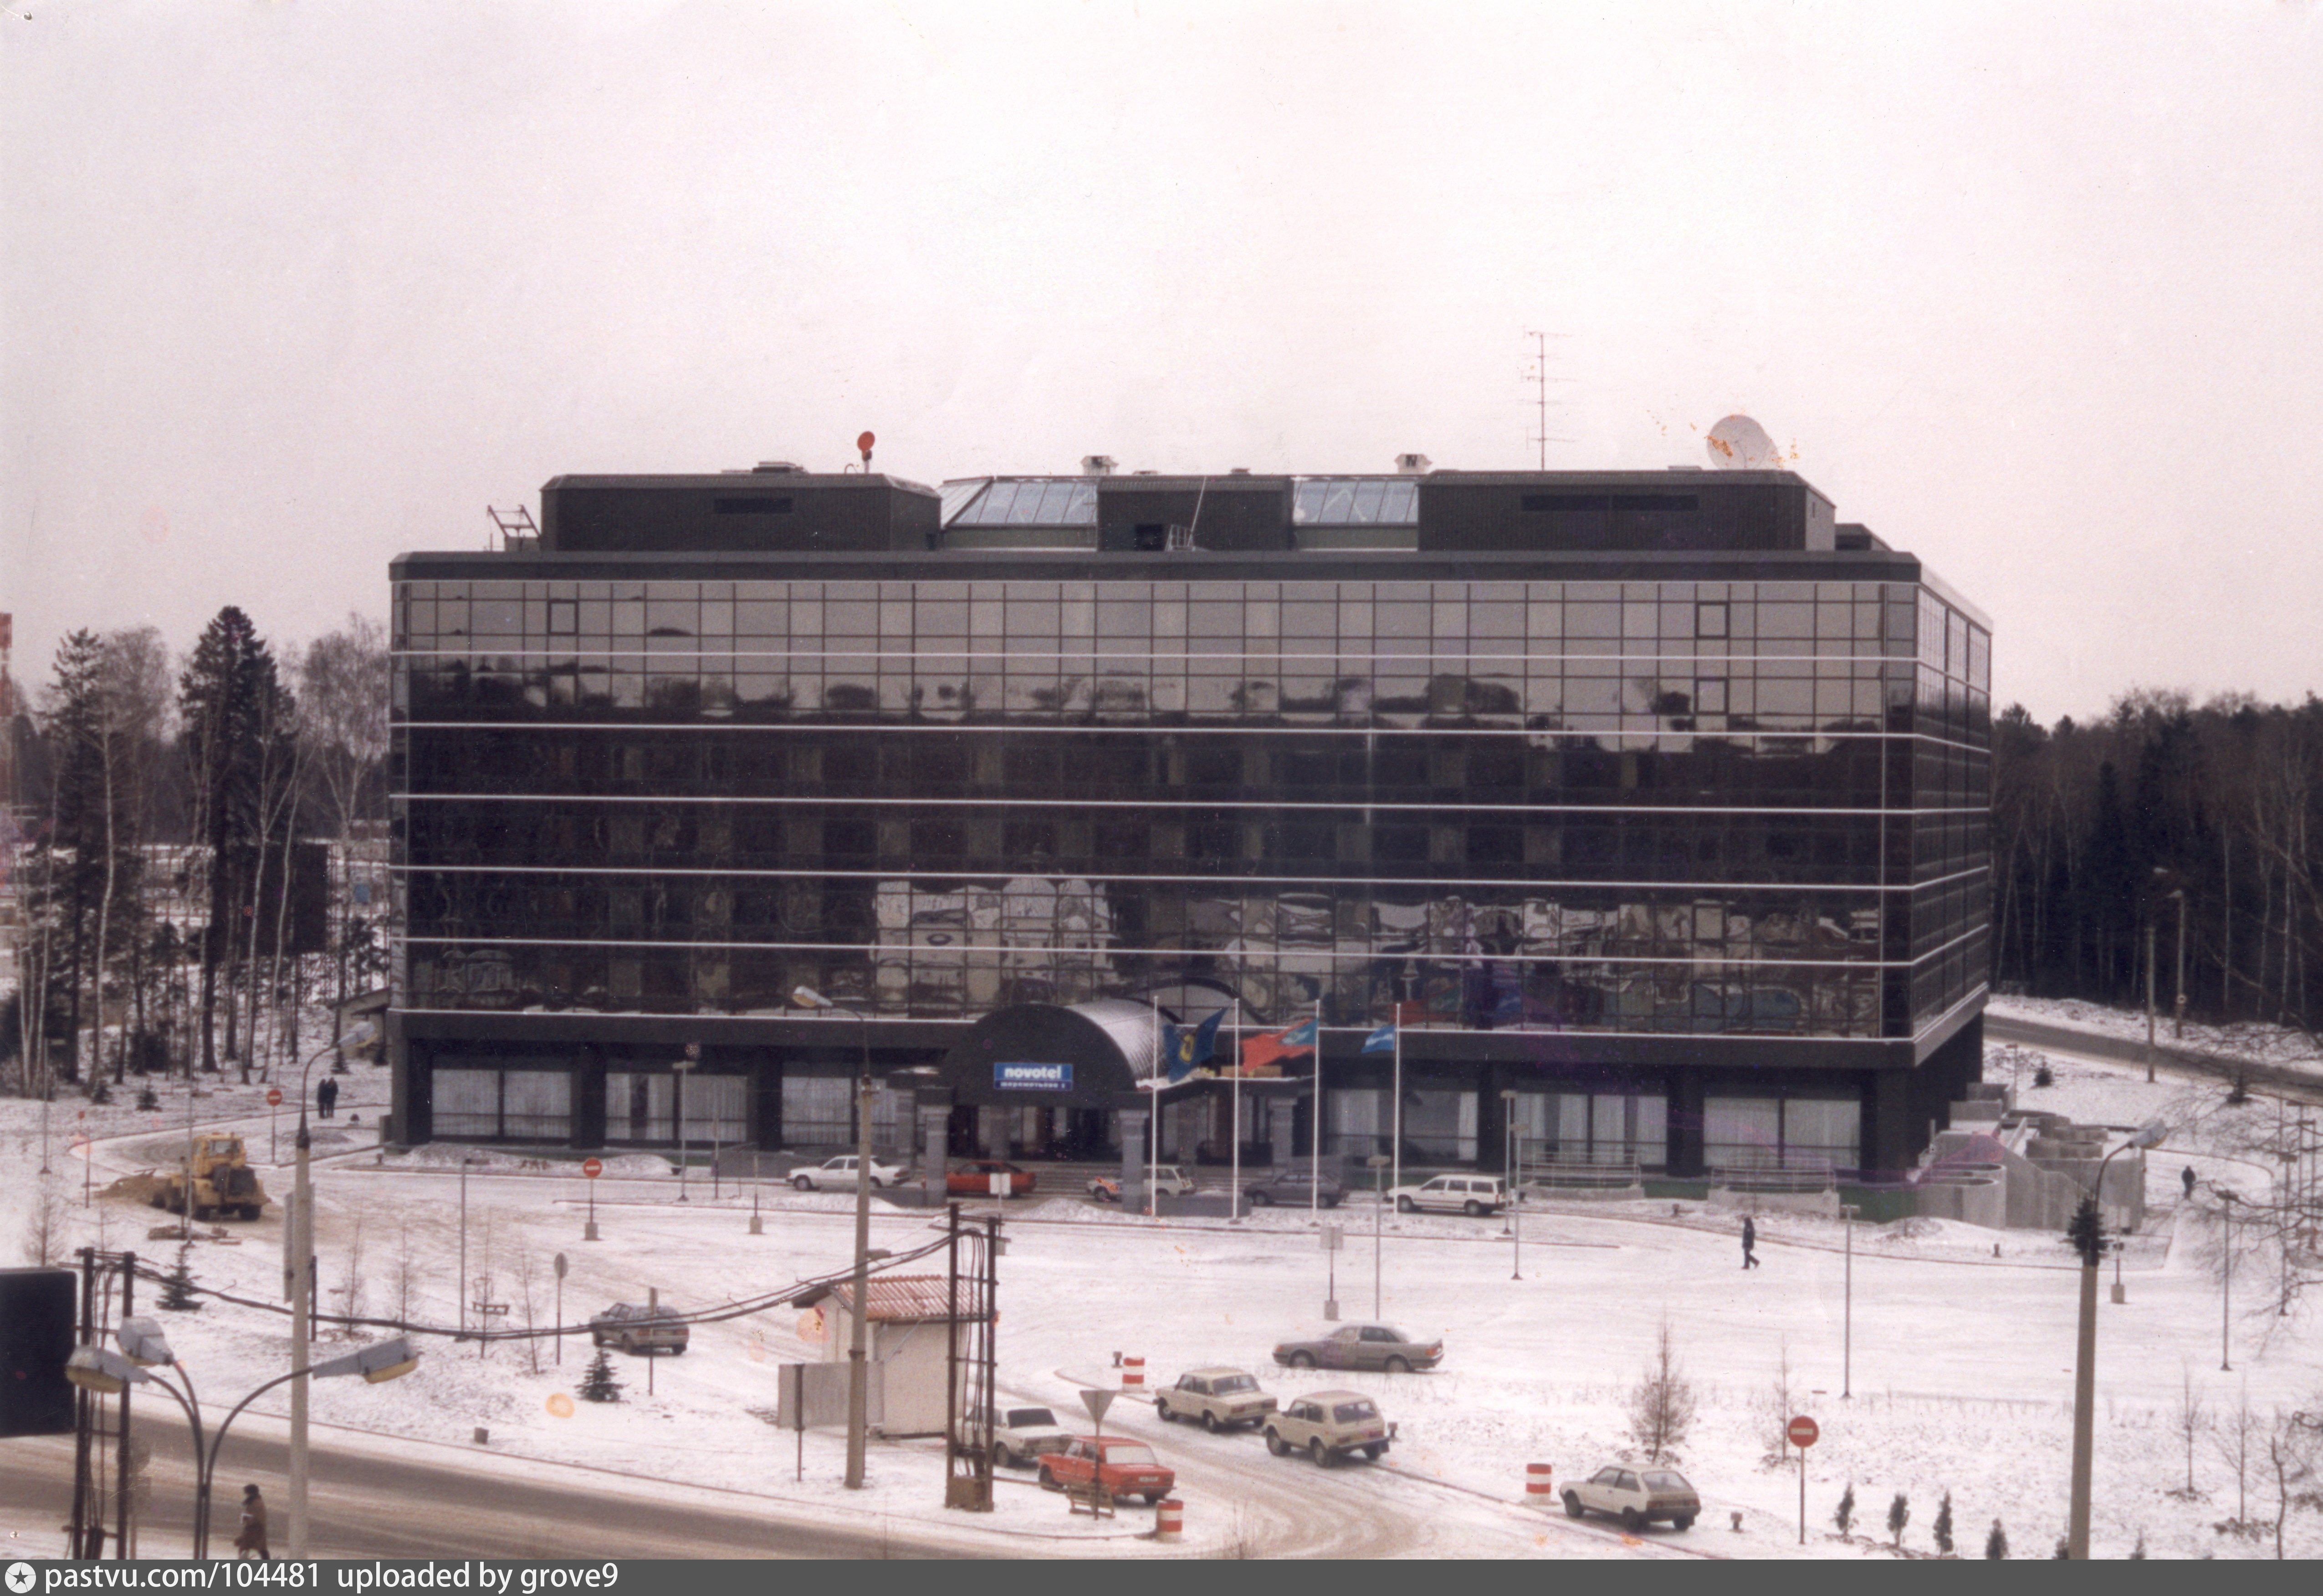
[1706,414,1778,470]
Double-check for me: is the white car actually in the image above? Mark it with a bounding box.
[791,1154,904,1191]
[992,1405,1075,1468]
[1388,1173,1507,1216]
[1562,1464,1701,1532]
[1087,1165,1196,1201]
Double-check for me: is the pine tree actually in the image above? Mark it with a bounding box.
[1833,1482,1856,1535]
[1888,1491,1910,1547]
[578,1346,623,1403]
[2066,1196,2106,1267]
[2129,1530,2147,1559]
[158,1247,202,1313]
[1933,1491,1954,1555]
[1985,1519,2007,1560]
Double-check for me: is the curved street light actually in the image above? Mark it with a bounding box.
[67,1326,417,1557]
[2065,1118,2167,1559]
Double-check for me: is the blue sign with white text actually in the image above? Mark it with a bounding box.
[994,1062,1073,1091]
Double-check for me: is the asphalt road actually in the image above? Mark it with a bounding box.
[1984,1012,2323,1107]
[2,1415,993,1561]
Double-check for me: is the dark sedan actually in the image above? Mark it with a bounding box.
[1243,1171,1344,1208]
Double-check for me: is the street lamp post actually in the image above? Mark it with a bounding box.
[2171,889,2188,1040]
[284,1022,368,1559]
[2067,1119,2167,1559]
[2219,1190,2236,1372]
[1841,1202,1860,1398]
[1368,1154,1391,1318]
[69,1327,416,1558]
[794,985,875,1490]
[1500,1090,1521,1279]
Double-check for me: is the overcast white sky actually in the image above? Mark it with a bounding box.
[5,1,2319,721]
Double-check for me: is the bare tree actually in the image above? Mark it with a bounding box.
[1626,1319,1698,1463]
[334,1217,368,1339]
[2212,1385,2257,1526]
[21,1170,68,1266]
[2262,1408,2319,1560]
[2174,1364,2209,1498]
[390,1223,418,1328]
[1759,1339,1800,1467]
[298,615,389,1012]
[512,1248,543,1376]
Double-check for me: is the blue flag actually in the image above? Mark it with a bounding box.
[1162,1008,1227,1081]
[1362,1023,1396,1054]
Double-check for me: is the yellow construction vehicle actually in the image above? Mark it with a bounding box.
[149,1134,269,1221]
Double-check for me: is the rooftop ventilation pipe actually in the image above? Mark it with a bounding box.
[1396,453,1432,474]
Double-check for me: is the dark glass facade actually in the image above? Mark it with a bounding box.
[389,470,1991,1176]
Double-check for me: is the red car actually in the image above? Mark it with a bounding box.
[947,1159,1036,1197]
[1038,1435,1176,1505]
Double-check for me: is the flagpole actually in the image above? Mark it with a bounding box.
[1229,1000,1242,1224]
[1310,1001,1322,1217]
[1149,1002,1161,1219]
[1392,1020,1403,1194]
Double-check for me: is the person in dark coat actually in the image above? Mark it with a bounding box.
[1740,1215,1761,1269]
[317,1077,339,1119]
[2182,1165,2197,1199]
[235,1483,271,1560]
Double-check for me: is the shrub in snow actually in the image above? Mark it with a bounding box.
[1624,1320,1697,1463]
[1933,1491,1953,1555]
[1833,1482,1856,1535]
[2032,1062,2054,1089]
[1888,1492,1910,1547]
[578,1347,623,1403]
[2130,1530,2146,1559]
[1985,1520,2007,1559]
[136,1086,159,1112]
[2051,1537,2069,1559]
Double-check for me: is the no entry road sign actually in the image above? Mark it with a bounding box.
[1787,1415,1820,1448]
[266,1089,282,1106]
[582,1157,604,1179]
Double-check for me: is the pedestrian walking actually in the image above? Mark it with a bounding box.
[1740,1214,1760,1269]
[234,1484,271,1560]
[2181,1165,2197,1199]
[317,1077,338,1120]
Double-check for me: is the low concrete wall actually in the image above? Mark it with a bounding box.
[1706,1187,1840,1218]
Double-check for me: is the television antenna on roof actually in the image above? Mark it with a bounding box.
[1524,330,1576,469]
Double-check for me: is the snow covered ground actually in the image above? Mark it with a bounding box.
[6,1033,2321,1560]
[1989,994,2323,1082]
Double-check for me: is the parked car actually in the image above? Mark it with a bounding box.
[992,1406,1074,1468]
[1154,1367,1277,1432]
[1037,1435,1177,1505]
[1562,1464,1701,1532]
[588,1302,689,1356]
[1272,1323,1443,1373]
[1262,1389,1391,1467]
[949,1159,1036,1197]
[1243,1170,1344,1207]
[1087,1165,1195,1202]
[791,1154,904,1192]
[1388,1173,1508,1216]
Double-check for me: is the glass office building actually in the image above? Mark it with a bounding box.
[389,465,1990,1177]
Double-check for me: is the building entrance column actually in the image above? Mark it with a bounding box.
[1266,1096,1296,1171]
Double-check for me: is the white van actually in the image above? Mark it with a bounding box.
[1387,1174,1508,1217]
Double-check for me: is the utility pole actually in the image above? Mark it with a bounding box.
[845,1064,874,1489]
[290,1113,312,1555]
[2145,916,2159,1084]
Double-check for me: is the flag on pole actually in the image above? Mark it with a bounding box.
[1160,1008,1226,1082]
[1240,1016,1319,1070]
[1361,1023,1396,1054]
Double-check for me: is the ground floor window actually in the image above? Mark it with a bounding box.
[607,1072,674,1142]
[1510,1090,1668,1170]
[435,1066,571,1141]
[1403,1088,1478,1162]
[1703,1094,1859,1170]
[783,1074,854,1146]
[1324,1087,1387,1158]
[682,1074,749,1145]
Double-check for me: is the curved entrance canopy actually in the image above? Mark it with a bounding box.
[936,1000,1162,1108]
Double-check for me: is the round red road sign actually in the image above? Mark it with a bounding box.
[266,1089,283,1106]
[1787,1416,1820,1448]
[581,1157,604,1179]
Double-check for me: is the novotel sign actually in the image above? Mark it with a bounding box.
[994,1062,1073,1091]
